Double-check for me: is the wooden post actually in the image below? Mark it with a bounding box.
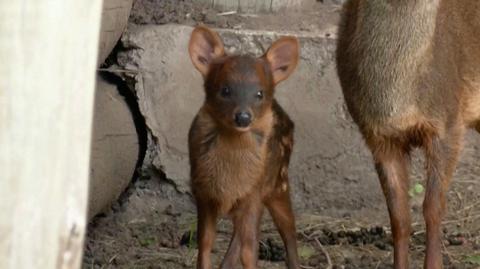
[0,1,102,268]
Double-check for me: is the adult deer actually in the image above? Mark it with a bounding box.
[336,1,480,268]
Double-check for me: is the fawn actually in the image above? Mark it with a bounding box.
[337,1,480,268]
[187,26,300,269]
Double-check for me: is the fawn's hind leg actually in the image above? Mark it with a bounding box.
[423,126,464,269]
[265,181,300,269]
[196,201,218,269]
[221,193,264,269]
[371,141,411,269]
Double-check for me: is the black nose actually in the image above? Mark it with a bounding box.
[234,111,252,127]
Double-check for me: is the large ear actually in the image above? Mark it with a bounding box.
[265,37,299,85]
[188,25,225,77]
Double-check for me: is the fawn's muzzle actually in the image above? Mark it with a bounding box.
[234,111,252,128]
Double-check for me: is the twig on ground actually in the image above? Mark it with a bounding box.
[315,237,332,269]
[442,214,480,225]
[107,254,118,264]
[456,201,480,214]
[454,189,463,206]
[413,212,480,230]
[217,11,237,16]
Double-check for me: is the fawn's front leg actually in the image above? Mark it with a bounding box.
[220,226,241,269]
[196,201,218,269]
[221,193,264,269]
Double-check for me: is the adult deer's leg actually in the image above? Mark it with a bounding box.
[423,127,464,269]
[372,140,411,269]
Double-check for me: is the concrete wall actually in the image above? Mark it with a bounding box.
[117,24,380,217]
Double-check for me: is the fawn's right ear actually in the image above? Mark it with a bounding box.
[188,26,225,77]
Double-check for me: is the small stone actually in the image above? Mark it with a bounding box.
[447,236,465,246]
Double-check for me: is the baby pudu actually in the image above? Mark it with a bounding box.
[187,26,300,269]
[337,1,480,269]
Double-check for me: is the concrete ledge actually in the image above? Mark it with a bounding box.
[193,0,317,13]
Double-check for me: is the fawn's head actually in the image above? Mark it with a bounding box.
[188,26,299,132]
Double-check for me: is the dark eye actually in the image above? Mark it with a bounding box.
[220,86,231,98]
[256,90,263,100]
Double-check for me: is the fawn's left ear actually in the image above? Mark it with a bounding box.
[264,37,299,85]
[188,26,225,77]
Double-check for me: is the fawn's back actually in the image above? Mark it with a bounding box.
[337,0,480,136]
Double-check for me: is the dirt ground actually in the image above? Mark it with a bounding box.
[83,172,480,269]
[84,1,480,268]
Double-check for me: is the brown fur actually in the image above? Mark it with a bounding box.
[337,1,480,268]
[188,25,300,269]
